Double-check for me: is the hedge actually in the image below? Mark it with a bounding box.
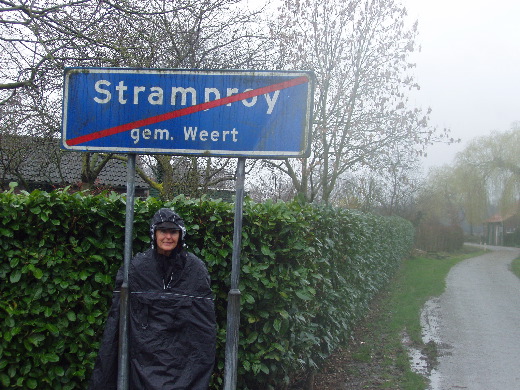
[0,186,414,389]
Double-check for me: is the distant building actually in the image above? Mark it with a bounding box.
[484,212,520,246]
[0,134,149,196]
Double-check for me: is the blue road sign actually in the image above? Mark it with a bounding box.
[61,68,314,158]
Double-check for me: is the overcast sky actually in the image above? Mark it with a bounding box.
[401,0,520,172]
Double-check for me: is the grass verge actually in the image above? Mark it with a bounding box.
[511,257,520,279]
[310,245,485,390]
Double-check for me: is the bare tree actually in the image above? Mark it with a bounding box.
[417,166,469,228]
[329,148,421,219]
[266,0,453,204]
[246,164,297,202]
[0,0,272,197]
[100,0,273,198]
[375,148,422,217]
[0,0,171,188]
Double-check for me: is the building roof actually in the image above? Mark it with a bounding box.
[486,214,505,223]
[485,212,519,224]
[0,134,148,189]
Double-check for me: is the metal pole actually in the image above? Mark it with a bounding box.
[117,154,136,390]
[223,157,246,390]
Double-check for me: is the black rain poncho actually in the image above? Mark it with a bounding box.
[89,208,216,390]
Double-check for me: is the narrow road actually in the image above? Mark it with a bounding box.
[423,245,520,390]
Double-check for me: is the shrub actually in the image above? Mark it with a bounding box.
[0,188,413,389]
[415,222,464,252]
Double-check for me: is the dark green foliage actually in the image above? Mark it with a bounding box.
[503,229,520,247]
[0,187,413,389]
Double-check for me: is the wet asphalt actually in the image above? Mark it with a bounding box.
[422,245,520,390]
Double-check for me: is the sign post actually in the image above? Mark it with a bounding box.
[61,68,313,390]
[117,154,136,390]
[223,157,246,390]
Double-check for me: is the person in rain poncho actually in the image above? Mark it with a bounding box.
[89,208,217,390]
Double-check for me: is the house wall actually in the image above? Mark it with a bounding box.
[486,214,520,246]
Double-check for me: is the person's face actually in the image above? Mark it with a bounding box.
[155,229,180,256]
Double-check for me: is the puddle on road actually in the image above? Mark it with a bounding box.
[403,298,444,390]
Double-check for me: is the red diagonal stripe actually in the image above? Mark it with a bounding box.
[65,75,309,146]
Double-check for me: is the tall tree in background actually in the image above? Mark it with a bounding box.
[1,0,267,98]
[329,148,421,218]
[0,0,269,197]
[267,0,452,203]
[455,122,520,216]
[449,162,488,233]
[415,123,520,237]
[417,166,466,227]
